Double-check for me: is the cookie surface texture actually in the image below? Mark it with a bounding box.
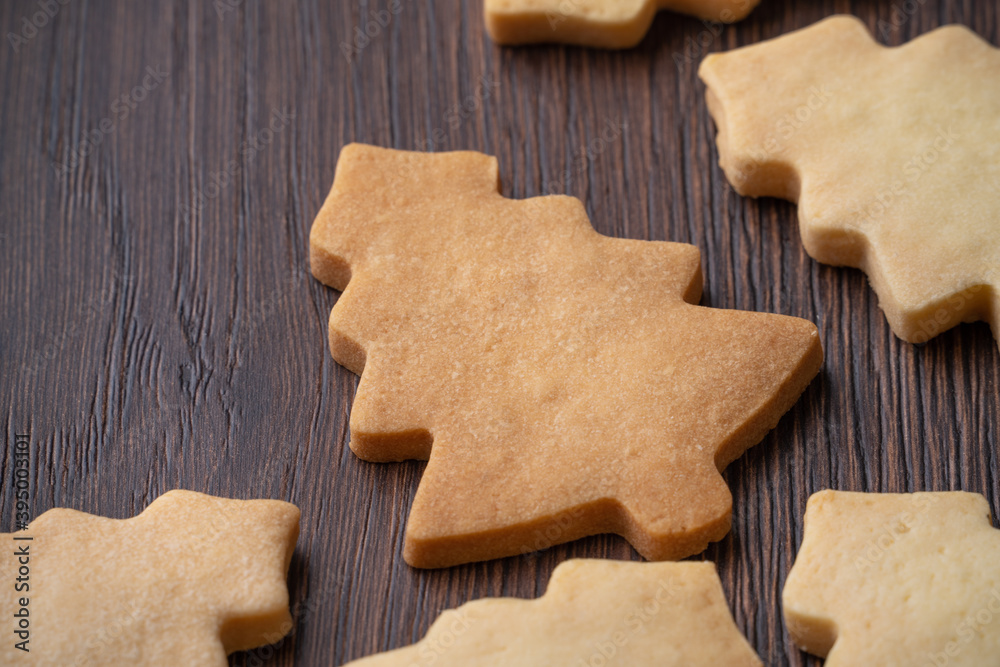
[783,490,1000,665]
[346,559,763,666]
[700,16,1000,347]
[485,0,760,49]
[310,143,822,568]
[1,490,300,666]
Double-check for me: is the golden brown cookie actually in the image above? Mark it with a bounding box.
[310,143,822,568]
[1,490,299,666]
[346,559,762,666]
[700,16,1000,348]
[485,0,760,49]
[784,490,1000,665]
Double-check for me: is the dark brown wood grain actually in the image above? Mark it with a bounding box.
[1,0,997,664]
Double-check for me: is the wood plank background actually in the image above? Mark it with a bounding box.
[1,0,997,664]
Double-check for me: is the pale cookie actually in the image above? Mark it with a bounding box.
[310,143,822,568]
[1,490,300,666]
[345,559,762,666]
[485,0,760,49]
[699,16,1000,347]
[783,490,1000,665]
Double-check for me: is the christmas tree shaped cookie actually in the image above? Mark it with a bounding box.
[346,559,762,666]
[700,16,1000,348]
[310,143,822,568]
[486,0,760,49]
[784,490,1000,665]
[1,490,300,666]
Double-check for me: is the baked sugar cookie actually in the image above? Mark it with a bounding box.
[700,16,1000,347]
[784,490,1000,665]
[0,490,300,666]
[310,143,822,568]
[346,559,762,666]
[486,0,760,49]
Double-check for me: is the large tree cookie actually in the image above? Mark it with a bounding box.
[784,490,1000,665]
[700,16,1000,347]
[346,559,762,666]
[485,0,760,49]
[310,143,822,568]
[1,490,300,666]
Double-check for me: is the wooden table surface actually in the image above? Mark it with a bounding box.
[1,0,997,665]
